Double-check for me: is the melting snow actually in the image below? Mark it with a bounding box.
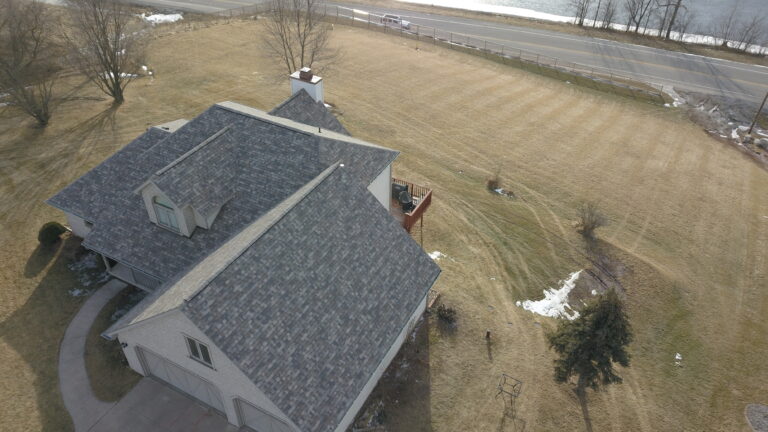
[591,289,597,295]
[103,72,138,79]
[731,129,740,140]
[516,270,582,320]
[68,252,110,288]
[429,251,445,261]
[674,352,683,367]
[141,13,183,24]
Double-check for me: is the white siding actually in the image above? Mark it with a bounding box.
[290,75,324,103]
[139,182,194,237]
[367,164,391,211]
[334,293,428,432]
[65,213,92,238]
[116,310,299,430]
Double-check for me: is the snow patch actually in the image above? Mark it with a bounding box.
[591,289,598,295]
[68,288,91,297]
[731,129,740,140]
[103,72,138,79]
[674,352,683,367]
[516,270,582,320]
[141,13,183,24]
[429,251,445,261]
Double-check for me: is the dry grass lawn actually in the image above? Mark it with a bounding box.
[1,17,766,432]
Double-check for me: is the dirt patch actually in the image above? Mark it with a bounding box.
[676,90,768,168]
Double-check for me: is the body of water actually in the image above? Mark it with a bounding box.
[398,0,768,35]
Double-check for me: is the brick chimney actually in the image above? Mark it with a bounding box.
[290,67,324,103]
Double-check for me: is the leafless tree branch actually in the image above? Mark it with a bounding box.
[262,0,339,74]
[0,0,60,126]
[64,0,146,104]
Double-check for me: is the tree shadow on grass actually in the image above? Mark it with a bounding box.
[352,316,432,431]
[575,388,594,432]
[0,236,91,432]
[24,241,62,278]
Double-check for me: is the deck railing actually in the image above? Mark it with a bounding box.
[392,178,432,233]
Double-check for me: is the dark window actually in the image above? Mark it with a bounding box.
[185,336,212,367]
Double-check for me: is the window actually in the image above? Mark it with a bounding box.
[185,336,213,367]
[153,196,179,232]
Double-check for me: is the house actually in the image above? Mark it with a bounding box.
[47,69,441,432]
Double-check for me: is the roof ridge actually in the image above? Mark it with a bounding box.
[154,124,233,176]
[268,88,308,114]
[215,101,397,153]
[182,161,342,303]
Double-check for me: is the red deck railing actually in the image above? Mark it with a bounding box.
[391,178,432,233]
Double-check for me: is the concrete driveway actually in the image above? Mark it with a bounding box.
[59,279,243,431]
[89,378,241,432]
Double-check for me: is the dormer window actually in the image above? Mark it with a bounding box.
[153,196,179,232]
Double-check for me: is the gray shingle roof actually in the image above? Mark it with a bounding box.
[269,89,349,135]
[49,102,398,281]
[52,98,438,432]
[46,127,170,222]
[183,166,440,432]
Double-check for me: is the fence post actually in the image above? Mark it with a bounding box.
[433,27,436,44]
[367,14,370,29]
[501,45,504,56]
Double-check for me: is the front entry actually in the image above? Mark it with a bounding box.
[235,398,294,432]
[137,347,226,413]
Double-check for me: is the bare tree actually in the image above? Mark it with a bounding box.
[0,0,59,126]
[263,0,337,74]
[599,0,618,29]
[663,0,685,40]
[734,15,766,52]
[671,9,695,41]
[571,0,593,26]
[624,0,655,33]
[711,6,740,48]
[65,0,145,104]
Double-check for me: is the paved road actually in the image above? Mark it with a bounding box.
[139,0,768,104]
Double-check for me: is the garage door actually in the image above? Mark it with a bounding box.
[236,399,294,432]
[138,347,225,413]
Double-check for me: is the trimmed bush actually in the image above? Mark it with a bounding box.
[38,221,67,245]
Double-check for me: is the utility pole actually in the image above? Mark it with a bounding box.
[748,91,768,135]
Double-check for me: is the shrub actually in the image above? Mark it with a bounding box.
[38,221,67,245]
[486,165,502,191]
[436,304,457,324]
[486,176,500,191]
[577,202,607,239]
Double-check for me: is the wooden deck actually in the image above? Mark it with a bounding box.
[390,178,432,233]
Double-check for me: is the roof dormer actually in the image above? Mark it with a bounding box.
[138,181,196,237]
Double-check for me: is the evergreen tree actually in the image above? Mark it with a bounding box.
[546,289,633,395]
